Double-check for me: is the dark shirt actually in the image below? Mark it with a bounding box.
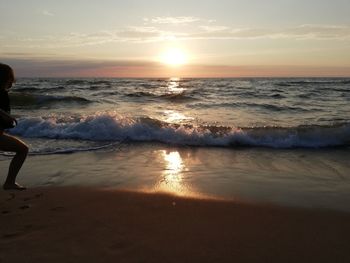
[0,89,11,130]
[0,89,11,114]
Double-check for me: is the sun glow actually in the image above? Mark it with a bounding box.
[160,48,188,66]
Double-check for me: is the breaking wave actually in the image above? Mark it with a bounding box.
[9,113,350,149]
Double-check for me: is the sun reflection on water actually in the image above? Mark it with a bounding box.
[167,78,184,94]
[155,150,192,196]
[167,78,184,93]
[164,151,183,175]
[160,78,195,124]
[163,110,194,123]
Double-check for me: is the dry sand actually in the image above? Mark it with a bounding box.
[1,187,350,263]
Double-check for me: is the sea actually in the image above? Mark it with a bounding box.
[1,77,350,210]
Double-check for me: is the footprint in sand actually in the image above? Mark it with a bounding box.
[1,225,39,241]
[6,193,15,201]
[1,205,31,215]
[50,206,65,211]
[109,241,129,250]
[35,193,43,198]
[22,193,44,202]
[2,232,25,239]
[19,205,31,210]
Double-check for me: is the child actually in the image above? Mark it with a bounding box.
[0,63,28,190]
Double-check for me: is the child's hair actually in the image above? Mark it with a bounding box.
[0,63,15,86]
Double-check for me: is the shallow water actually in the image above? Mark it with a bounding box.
[1,143,349,211]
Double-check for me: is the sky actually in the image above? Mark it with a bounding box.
[1,0,350,77]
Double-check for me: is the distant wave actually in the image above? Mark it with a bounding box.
[10,113,350,148]
[276,79,350,86]
[10,93,92,108]
[14,85,66,92]
[64,79,131,86]
[190,102,314,112]
[13,86,42,92]
[125,91,196,101]
[65,79,87,85]
[89,80,112,85]
[125,91,154,97]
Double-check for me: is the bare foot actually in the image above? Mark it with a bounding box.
[3,182,27,191]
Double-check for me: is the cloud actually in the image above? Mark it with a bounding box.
[199,26,230,32]
[116,27,164,42]
[185,24,350,40]
[41,10,55,16]
[145,16,200,24]
[282,24,350,39]
[186,27,274,40]
[0,26,184,49]
[55,27,179,46]
[2,22,350,51]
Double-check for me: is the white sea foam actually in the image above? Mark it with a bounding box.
[10,113,350,149]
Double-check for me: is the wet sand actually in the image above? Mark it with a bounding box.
[1,186,350,263]
[2,144,350,211]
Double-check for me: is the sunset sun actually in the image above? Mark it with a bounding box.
[160,48,188,66]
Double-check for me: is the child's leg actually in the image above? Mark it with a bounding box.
[0,133,28,189]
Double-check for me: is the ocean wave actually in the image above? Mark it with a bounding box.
[9,113,350,148]
[270,93,285,99]
[253,103,307,112]
[14,85,66,92]
[90,80,112,85]
[190,102,311,112]
[125,91,196,101]
[10,93,92,108]
[13,86,41,92]
[65,79,87,85]
[27,141,122,155]
[125,91,154,97]
[276,79,350,86]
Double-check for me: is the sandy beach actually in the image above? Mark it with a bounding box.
[1,186,350,263]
